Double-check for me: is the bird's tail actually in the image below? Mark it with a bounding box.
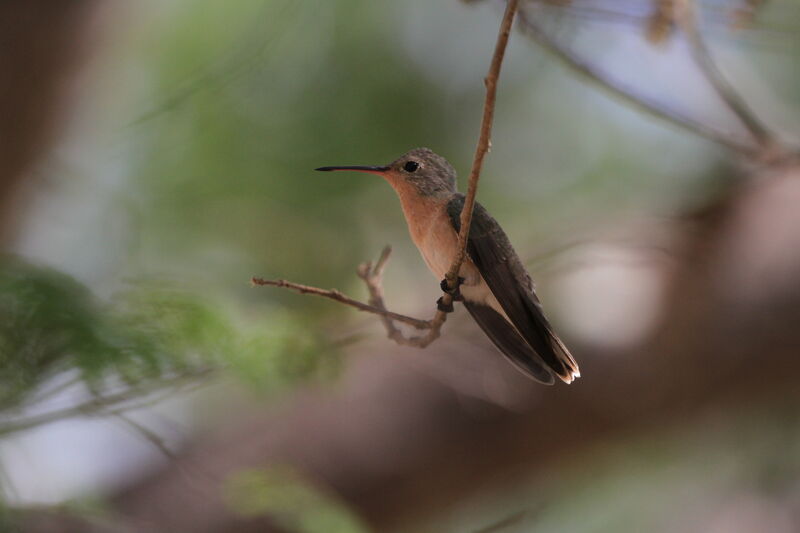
[547,331,580,384]
[464,301,556,384]
[464,300,580,385]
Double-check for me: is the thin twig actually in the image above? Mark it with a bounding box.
[0,368,214,436]
[112,411,223,487]
[678,0,775,150]
[112,413,178,461]
[29,374,83,405]
[444,0,520,293]
[515,7,760,157]
[254,248,443,348]
[357,247,446,347]
[357,247,401,340]
[104,378,213,417]
[251,276,430,330]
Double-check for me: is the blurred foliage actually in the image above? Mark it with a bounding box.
[223,466,370,533]
[0,255,194,411]
[228,311,343,393]
[0,255,339,418]
[3,0,800,525]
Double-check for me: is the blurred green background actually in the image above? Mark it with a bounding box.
[2,0,800,532]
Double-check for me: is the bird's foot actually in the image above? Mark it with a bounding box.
[436,296,454,313]
[440,277,465,302]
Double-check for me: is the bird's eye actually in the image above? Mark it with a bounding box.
[403,161,419,173]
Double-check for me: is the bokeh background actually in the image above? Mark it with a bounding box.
[2,0,800,532]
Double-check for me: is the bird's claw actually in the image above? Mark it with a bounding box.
[440,277,465,302]
[436,296,454,313]
[437,276,464,312]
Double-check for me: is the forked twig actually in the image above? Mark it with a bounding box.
[357,246,447,347]
[252,0,520,348]
[254,247,442,347]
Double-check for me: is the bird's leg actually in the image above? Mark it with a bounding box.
[437,276,466,312]
[440,277,465,301]
[436,277,464,313]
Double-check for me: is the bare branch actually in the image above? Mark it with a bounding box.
[251,275,430,330]
[444,0,520,295]
[0,368,214,436]
[112,413,178,461]
[515,7,760,157]
[678,0,776,150]
[254,248,443,348]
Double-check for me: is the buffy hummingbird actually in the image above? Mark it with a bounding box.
[316,148,579,384]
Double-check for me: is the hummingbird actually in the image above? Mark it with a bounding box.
[316,148,579,384]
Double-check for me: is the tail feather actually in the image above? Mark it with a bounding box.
[464,300,579,384]
[548,332,579,384]
[464,301,555,384]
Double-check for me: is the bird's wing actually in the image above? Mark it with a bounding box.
[447,194,579,383]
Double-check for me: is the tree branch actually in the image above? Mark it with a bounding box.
[254,248,443,348]
[0,368,214,436]
[443,0,520,294]
[514,6,761,157]
[251,273,430,330]
[112,413,178,461]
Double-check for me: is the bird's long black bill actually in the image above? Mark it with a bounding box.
[315,165,389,174]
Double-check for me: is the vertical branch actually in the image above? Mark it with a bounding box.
[444,0,520,292]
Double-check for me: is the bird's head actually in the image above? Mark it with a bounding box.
[316,147,457,197]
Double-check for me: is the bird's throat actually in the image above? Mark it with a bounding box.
[391,182,443,242]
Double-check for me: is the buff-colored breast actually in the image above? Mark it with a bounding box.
[389,184,479,284]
